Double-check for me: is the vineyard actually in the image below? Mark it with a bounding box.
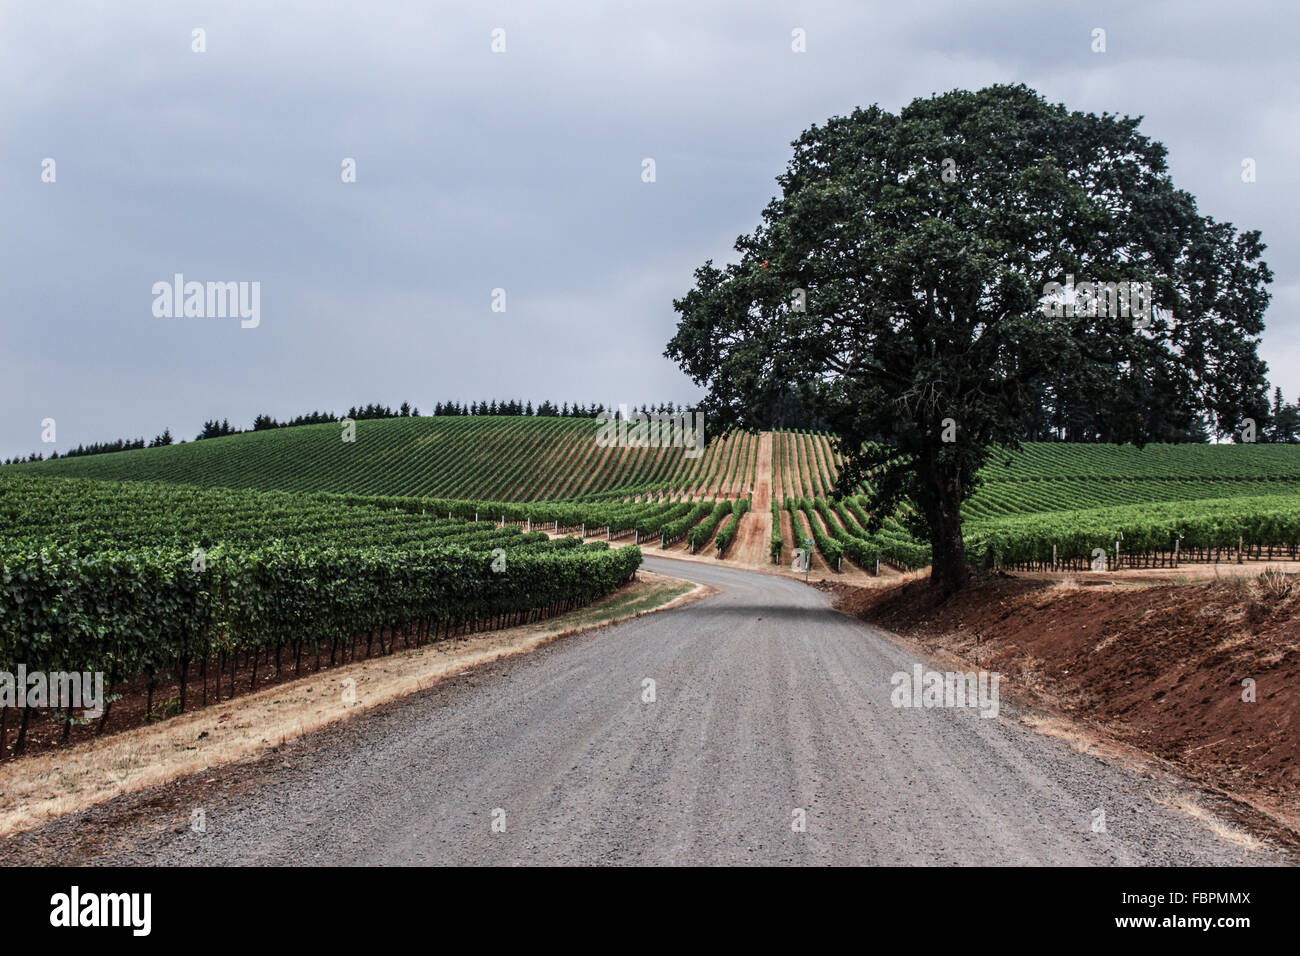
[0,473,659,753]
[7,420,1300,755]
[10,416,760,503]
[11,426,1300,566]
[761,435,1300,576]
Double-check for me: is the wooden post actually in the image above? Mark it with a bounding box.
[1238,535,1243,564]
[1052,544,1057,571]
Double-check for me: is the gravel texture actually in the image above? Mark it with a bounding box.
[6,556,1284,865]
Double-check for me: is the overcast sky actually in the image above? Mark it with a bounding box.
[2,0,1297,458]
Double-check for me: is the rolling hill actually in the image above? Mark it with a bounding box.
[13,417,1300,517]
[10,416,758,501]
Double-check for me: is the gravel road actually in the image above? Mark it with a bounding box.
[39,557,1284,865]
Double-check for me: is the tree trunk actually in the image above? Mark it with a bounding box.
[925,452,970,595]
[14,707,30,756]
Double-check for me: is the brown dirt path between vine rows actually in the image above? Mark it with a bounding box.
[732,432,773,566]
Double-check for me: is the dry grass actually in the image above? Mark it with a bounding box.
[0,570,710,839]
[1257,566,1293,601]
[1150,793,1266,851]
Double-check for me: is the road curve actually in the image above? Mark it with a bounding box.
[58,557,1282,865]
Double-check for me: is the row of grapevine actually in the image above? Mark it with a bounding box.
[770,493,784,562]
[0,541,641,749]
[660,501,715,547]
[714,498,751,555]
[0,475,585,556]
[788,498,842,568]
[966,494,1300,567]
[13,416,765,504]
[841,497,931,570]
[17,417,1300,509]
[964,477,1300,520]
[814,498,881,570]
[688,500,733,552]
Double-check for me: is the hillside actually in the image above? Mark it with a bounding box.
[11,416,758,502]
[13,418,1300,515]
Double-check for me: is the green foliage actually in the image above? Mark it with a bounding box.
[661,501,715,545]
[966,495,1300,567]
[0,473,645,694]
[770,494,783,561]
[790,498,841,566]
[8,416,752,504]
[0,541,642,690]
[666,84,1274,590]
[688,500,733,551]
[714,498,750,555]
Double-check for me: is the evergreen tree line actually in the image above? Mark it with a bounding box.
[9,386,1300,468]
[1,400,693,465]
[3,429,173,465]
[1267,387,1300,442]
[431,400,689,418]
[1015,385,1300,444]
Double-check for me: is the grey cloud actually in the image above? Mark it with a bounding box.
[2,0,1296,456]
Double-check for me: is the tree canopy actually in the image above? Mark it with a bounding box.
[665,84,1272,591]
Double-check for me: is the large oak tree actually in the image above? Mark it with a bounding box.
[666,85,1272,593]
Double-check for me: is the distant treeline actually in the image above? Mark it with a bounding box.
[431,400,688,418]
[3,429,174,466]
[2,400,692,465]
[1268,388,1300,443]
[17,388,1291,468]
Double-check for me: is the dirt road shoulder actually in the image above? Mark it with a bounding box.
[0,570,710,840]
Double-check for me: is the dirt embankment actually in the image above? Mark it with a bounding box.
[836,570,1300,831]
